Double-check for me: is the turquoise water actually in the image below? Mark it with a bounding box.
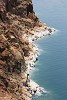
[31,0,67,100]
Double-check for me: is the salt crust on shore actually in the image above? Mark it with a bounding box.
[24,24,56,99]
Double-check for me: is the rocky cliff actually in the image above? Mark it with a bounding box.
[0,0,43,100]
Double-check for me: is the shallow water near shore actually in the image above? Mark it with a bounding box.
[31,0,67,100]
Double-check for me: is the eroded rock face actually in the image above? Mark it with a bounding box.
[0,0,41,100]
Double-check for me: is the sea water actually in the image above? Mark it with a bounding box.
[31,0,67,100]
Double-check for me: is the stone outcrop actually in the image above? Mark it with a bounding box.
[0,0,42,100]
[27,2,33,16]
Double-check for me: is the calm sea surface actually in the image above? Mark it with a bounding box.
[31,0,67,100]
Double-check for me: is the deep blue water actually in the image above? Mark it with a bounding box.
[31,0,67,100]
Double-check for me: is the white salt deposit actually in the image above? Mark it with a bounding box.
[25,26,56,97]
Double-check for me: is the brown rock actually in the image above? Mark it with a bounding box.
[0,0,41,100]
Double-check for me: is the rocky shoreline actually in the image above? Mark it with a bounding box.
[23,25,55,99]
[0,0,55,100]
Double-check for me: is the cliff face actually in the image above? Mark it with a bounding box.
[0,0,41,100]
